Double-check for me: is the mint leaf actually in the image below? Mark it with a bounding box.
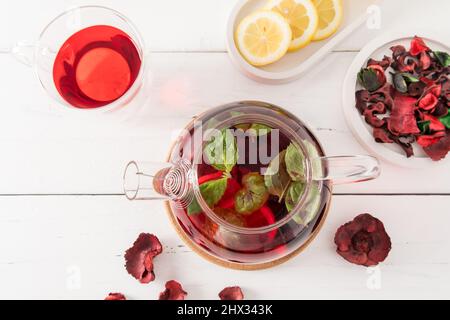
[440,111,450,129]
[235,173,269,215]
[188,177,228,215]
[204,129,238,173]
[264,150,291,202]
[434,51,450,67]
[285,143,306,182]
[285,181,305,212]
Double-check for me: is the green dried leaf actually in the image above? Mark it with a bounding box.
[440,110,450,129]
[434,51,450,67]
[358,68,382,92]
[417,120,431,134]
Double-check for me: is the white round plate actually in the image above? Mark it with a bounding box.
[226,0,380,84]
[342,31,449,169]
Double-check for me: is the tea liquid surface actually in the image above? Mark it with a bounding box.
[53,25,141,109]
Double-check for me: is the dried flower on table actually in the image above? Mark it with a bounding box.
[125,233,163,284]
[335,214,392,267]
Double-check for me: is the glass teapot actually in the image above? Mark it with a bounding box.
[124,101,380,270]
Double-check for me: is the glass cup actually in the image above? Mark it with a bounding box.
[123,101,381,270]
[12,6,147,114]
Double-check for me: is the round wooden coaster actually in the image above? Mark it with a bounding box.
[164,196,332,271]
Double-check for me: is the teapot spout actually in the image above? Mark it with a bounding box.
[123,160,194,206]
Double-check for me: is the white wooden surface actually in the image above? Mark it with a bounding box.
[0,0,449,300]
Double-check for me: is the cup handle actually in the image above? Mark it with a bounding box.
[11,41,36,67]
[311,155,380,185]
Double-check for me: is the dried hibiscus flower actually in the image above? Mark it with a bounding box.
[125,233,163,284]
[335,214,392,267]
[105,293,126,300]
[355,36,450,161]
[219,287,244,300]
[159,280,188,300]
[410,36,429,56]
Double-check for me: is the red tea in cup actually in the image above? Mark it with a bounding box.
[53,25,142,109]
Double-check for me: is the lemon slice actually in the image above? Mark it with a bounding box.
[235,11,292,66]
[311,0,343,41]
[265,0,318,51]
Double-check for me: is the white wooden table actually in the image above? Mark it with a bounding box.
[0,0,449,300]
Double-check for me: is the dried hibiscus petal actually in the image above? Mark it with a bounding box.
[219,287,244,300]
[105,293,126,300]
[419,52,432,70]
[432,103,448,118]
[125,233,163,284]
[423,114,446,132]
[419,93,439,111]
[417,131,445,148]
[356,90,369,114]
[373,128,393,143]
[367,55,392,70]
[387,95,420,136]
[335,214,392,267]
[391,45,406,58]
[423,133,450,161]
[364,103,386,128]
[159,280,187,300]
[370,83,394,109]
[410,36,429,56]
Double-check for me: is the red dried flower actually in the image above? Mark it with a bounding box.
[410,36,429,56]
[423,114,446,132]
[424,134,450,161]
[335,214,392,267]
[219,287,244,300]
[417,131,445,148]
[373,128,393,143]
[105,293,126,300]
[387,94,420,136]
[419,52,431,70]
[419,93,439,111]
[125,233,163,284]
[159,280,188,300]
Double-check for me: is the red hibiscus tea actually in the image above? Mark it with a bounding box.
[53,25,142,109]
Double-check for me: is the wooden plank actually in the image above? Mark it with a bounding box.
[0,194,448,299]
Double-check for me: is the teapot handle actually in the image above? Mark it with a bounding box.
[311,155,381,185]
